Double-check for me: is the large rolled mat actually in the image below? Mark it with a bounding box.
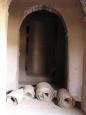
[36,82,55,101]
[23,85,35,100]
[6,88,24,105]
[57,88,75,108]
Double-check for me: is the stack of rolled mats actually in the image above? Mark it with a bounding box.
[6,82,75,109]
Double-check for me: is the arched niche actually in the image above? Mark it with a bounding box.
[19,5,68,88]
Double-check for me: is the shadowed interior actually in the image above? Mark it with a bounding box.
[19,10,67,88]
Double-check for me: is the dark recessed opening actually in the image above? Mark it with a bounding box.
[19,9,67,88]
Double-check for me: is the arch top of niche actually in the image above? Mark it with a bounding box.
[19,5,67,34]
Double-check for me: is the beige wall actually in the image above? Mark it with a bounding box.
[7,0,84,101]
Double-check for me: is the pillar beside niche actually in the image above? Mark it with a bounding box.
[0,2,9,105]
[81,16,86,114]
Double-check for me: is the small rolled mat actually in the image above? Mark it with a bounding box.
[23,85,35,100]
[6,88,24,105]
[36,82,55,101]
[57,88,75,108]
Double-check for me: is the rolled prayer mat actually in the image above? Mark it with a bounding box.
[23,85,35,100]
[57,88,75,109]
[36,82,55,101]
[6,88,24,105]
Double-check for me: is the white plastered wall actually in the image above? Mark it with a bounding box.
[7,0,84,101]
